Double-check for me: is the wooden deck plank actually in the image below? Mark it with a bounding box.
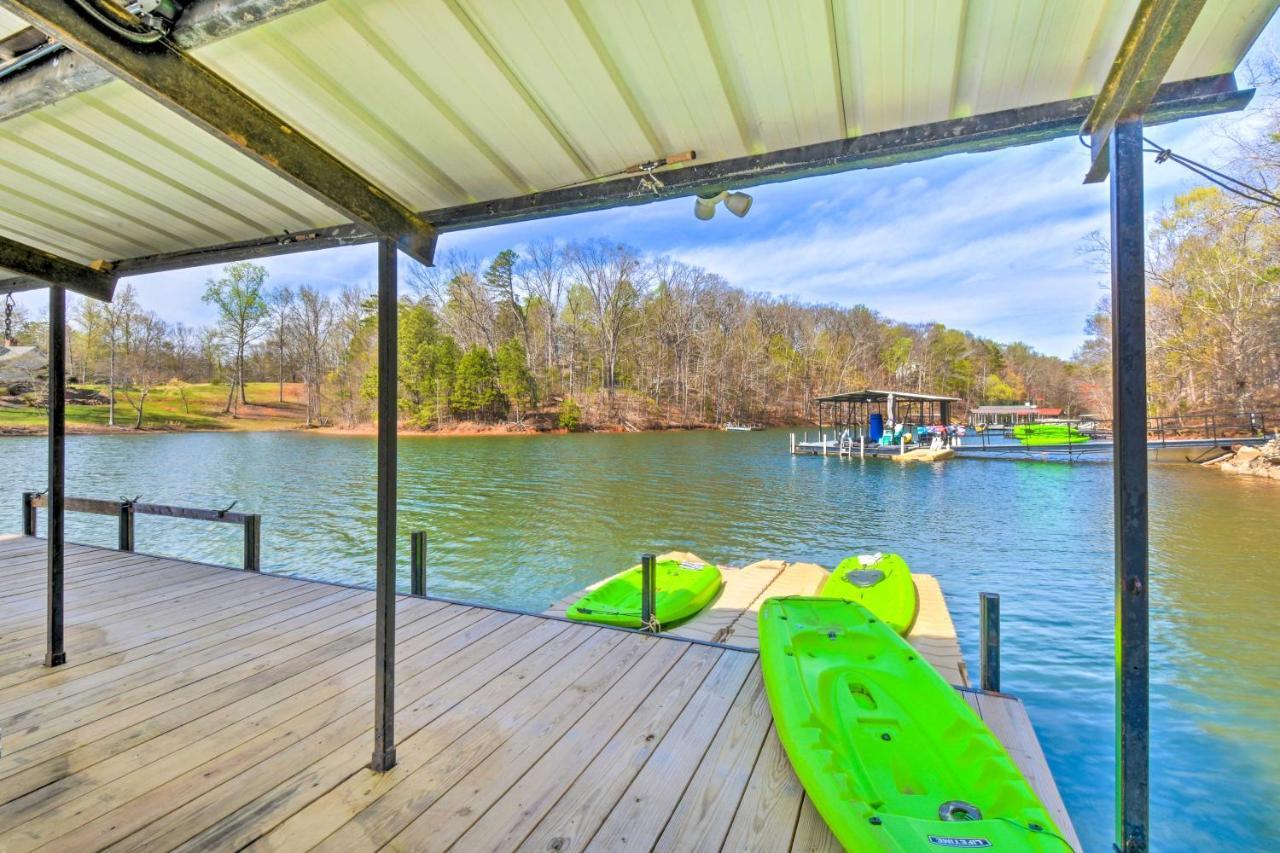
[304,627,629,851]
[0,583,356,724]
[159,612,555,852]
[0,581,337,716]
[514,645,724,853]
[652,664,773,852]
[583,650,757,851]
[790,795,842,853]
[720,724,805,852]
[443,641,692,853]
[29,614,552,852]
[0,589,373,760]
[0,578,334,694]
[0,603,470,829]
[379,633,660,850]
[124,620,592,853]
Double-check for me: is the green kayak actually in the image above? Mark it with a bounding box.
[1014,424,1090,445]
[759,597,1070,852]
[565,559,722,629]
[820,552,918,635]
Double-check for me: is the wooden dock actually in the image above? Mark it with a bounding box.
[0,535,1077,851]
[547,553,1078,850]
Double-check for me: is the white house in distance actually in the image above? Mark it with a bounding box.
[0,343,45,395]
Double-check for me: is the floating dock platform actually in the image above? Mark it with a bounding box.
[792,432,1273,462]
[547,552,1079,849]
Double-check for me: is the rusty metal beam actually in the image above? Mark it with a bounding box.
[1081,0,1208,183]
[0,0,437,266]
[0,233,115,300]
[0,0,328,121]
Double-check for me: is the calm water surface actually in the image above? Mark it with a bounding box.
[3,429,1277,851]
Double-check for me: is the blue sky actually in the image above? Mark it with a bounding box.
[14,18,1279,359]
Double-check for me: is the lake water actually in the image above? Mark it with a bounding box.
[2,429,1277,851]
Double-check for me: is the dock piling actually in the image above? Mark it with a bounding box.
[980,592,1000,692]
[411,531,427,596]
[641,553,657,631]
[243,514,261,571]
[118,499,135,552]
[21,491,36,536]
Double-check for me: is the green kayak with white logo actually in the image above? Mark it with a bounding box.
[758,597,1070,852]
[820,552,918,635]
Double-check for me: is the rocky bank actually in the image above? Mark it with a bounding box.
[1203,438,1280,480]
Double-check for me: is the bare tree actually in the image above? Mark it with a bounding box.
[118,311,168,429]
[522,239,567,387]
[267,286,295,403]
[566,240,649,398]
[293,285,333,426]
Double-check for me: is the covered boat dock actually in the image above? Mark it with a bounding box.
[817,389,960,435]
[2,0,1277,850]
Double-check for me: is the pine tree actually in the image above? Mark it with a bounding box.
[496,338,536,423]
[451,345,506,421]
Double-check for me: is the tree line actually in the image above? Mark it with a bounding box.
[4,243,1081,431]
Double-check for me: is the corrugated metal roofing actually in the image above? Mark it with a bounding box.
[0,9,25,40]
[0,0,1276,274]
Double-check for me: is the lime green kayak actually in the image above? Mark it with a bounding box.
[565,559,722,629]
[1014,424,1090,445]
[759,597,1070,852]
[820,552,918,635]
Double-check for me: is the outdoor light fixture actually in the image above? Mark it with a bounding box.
[694,190,753,220]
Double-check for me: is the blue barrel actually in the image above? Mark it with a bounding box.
[869,412,884,441]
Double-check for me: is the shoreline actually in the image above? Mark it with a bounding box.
[0,420,786,439]
[1202,439,1280,480]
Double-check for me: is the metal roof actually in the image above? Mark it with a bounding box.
[972,405,1041,414]
[0,0,1276,288]
[817,389,961,404]
[0,9,24,39]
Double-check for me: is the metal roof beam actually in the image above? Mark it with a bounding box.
[0,74,1250,293]
[427,74,1249,231]
[1081,0,1208,184]
[0,0,438,267]
[0,0,327,122]
[0,234,115,300]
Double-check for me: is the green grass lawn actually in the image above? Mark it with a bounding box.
[0,382,308,432]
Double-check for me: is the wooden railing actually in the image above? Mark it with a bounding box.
[21,492,261,571]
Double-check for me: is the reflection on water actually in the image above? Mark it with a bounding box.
[2,429,1277,851]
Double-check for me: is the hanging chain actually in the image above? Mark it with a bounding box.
[3,293,14,344]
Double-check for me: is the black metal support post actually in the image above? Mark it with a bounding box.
[21,491,37,536]
[46,285,66,668]
[979,592,1000,693]
[118,500,135,552]
[372,238,398,772]
[640,553,656,631]
[411,531,426,597]
[243,514,261,571]
[1110,117,1149,853]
